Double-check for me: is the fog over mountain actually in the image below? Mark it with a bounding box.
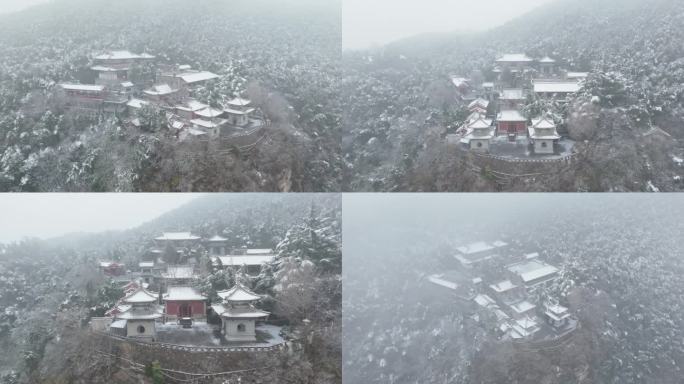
[0,194,200,243]
[343,194,684,383]
[0,0,51,14]
[342,0,557,50]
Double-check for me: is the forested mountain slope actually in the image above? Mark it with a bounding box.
[0,194,341,383]
[343,0,684,192]
[0,0,341,192]
[343,196,684,383]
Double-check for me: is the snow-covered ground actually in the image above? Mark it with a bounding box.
[155,321,284,347]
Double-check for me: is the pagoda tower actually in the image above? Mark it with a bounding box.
[212,282,269,342]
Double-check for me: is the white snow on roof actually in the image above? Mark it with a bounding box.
[539,56,556,63]
[227,97,252,107]
[496,54,533,62]
[492,240,508,247]
[525,252,540,259]
[427,275,459,290]
[490,280,517,293]
[450,77,469,88]
[468,118,493,130]
[127,98,148,109]
[211,304,269,319]
[163,286,207,301]
[510,300,536,314]
[224,107,255,116]
[500,89,525,100]
[121,81,134,87]
[566,72,589,79]
[208,235,228,242]
[144,84,176,96]
[176,100,209,112]
[95,50,154,60]
[531,118,556,129]
[178,71,220,84]
[162,266,196,279]
[123,288,158,304]
[546,303,569,315]
[217,284,262,302]
[534,81,581,94]
[468,98,490,110]
[457,241,494,255]
[474,294,497,308]
[60,83,104,92]
[215,255,275,267]
[246,249,273,255]
[155,232,200,241]
[194,107,224,118]
[497,110,527,122]
[508,260,559,283]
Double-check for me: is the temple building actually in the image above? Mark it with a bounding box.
[533,80,581,99]
[206,235,229,256]
[143,84,182,103]
[92,50,155,87]
[110,287,163,341]
[454,240,508,268]
[528,117,561,154]
[538,56,557,76]
[462,117,495,152]
[162,286,207,322]
[154,232,202,250]
[212,283,269,342]
[468,98,490,115]
[496,110,528,139]
[212,254,276,275]
[507,259,560,287]
[543,302,572,329]
[59,84,106,114]
[224,97,255,127]
[499,88,526,109]
[159,70,220,90]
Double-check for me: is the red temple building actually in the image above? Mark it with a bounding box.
[162,286,207,322]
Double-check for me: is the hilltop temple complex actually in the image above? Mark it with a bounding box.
[450,53,586,157]
[58,50,265,141]
[91,231,278,345]
[427,240,578,342]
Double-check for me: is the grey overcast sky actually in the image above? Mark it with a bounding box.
[0,194,201,243]
[343,0,558,50]
[0,0,51,14]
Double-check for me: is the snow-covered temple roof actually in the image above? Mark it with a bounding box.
[123,287,158,304]
[496,54,534,63]
[163,286,207,302]
[60,83,104,92]
[155,232,201,241]
[213,255,275,267]
[217,283,262,302]
[533,81,581,94]
[497,110,527,122]
[178,71,220,84]
[211,304,269,319]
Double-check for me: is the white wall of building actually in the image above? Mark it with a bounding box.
[126,319,156,340]
[223,318,257,342]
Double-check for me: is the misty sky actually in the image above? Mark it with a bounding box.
[0,0,51,14]
[0,194,201,243]
[343,0,557,50]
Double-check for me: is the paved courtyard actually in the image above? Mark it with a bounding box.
[156,321,284,347]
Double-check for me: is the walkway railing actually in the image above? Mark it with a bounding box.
[93,331,287,353]
[473,151,577,164]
